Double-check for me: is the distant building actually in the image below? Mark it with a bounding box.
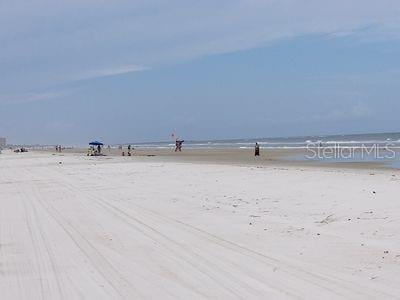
[0,137,6,147]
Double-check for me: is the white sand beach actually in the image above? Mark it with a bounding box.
[1,150,400,299]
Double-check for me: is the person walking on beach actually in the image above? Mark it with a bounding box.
[255,142,260,156]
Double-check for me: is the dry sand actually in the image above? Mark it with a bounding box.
[1,150,400,299]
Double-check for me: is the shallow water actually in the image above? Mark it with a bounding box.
[283,148,400,169]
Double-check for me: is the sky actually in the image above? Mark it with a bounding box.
[1,0,400,145]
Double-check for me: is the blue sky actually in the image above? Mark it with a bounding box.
[1,1,400,144]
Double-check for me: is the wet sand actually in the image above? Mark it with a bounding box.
[48,147,390,170]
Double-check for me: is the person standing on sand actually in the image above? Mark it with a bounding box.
[255,142,260,156]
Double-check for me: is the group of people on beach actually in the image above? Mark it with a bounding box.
[87,145,102,156]
[122,145,133,156]
[175,139,184,152]
[14,147,28,153]
[80,139,261,157]
[55,145,62,153]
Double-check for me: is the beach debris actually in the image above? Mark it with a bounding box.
[384,250,389,254]
[249,215,261,218]
[370,276,378,280]
[317,233,321,236]
[360,216,388,220]
[318,214,335,225]
[372,191,376,194]
[249,222,252,225]
[287,227,305,233]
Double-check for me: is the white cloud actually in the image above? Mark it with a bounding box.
[0,90,69,105]
[74,64,148,81]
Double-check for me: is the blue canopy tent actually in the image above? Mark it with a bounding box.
[89,141,104,146]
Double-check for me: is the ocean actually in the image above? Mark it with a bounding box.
[128,132,400,168]
[129,132,400,150]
